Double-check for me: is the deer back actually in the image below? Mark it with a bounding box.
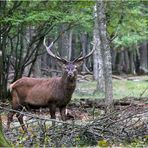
[10,76,76,107]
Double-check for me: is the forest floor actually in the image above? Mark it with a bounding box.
[0,75,148,147]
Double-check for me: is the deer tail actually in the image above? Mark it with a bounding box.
[9,83,14,92]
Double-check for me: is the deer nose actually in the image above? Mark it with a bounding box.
[68,71,74,77]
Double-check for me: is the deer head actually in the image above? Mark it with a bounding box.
[43,38,94,79]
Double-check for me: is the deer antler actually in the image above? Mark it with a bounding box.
[73,43,95,63]
[43,38,68,64]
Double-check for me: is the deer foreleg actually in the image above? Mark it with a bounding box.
[49,104,56,126]
[59,106,66,121]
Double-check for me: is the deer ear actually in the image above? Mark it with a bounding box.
[62,64,67,69]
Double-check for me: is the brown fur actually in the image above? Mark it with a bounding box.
[7,73,77,131]
[7,39,94,131]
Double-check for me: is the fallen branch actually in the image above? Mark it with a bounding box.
[0,104,147,147]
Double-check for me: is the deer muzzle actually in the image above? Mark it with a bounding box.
[68,71,75,78]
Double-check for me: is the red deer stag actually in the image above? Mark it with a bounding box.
[7,38,94,131]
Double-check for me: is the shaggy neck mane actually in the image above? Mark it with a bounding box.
[61,73,76,94]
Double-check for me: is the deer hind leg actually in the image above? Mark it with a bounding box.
[59,106,66,121]
[7,111,15,129]
[16,113,27,132]
[7,89,18,129]
[8,89,27,131]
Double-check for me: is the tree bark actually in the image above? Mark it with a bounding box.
[0,0,10,100]
[129,51,136,75]
[93,5,105,93]
[29,27,42,77]
[117,49,124,74]
[0,1,3,99]
[124,50,130,73]
[0,50,2,99]
[139,42,148,74]
[111,48,117,73]
[32,55,42,77]
[59,25,70,60]
[96,0,113,112]
[80,32,92,73]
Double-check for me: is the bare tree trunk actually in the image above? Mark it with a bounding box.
[32,55,42,77]
[1,33,8,99]
[59,25,70,60]
[139,42,148,74]
[124,50,130,73]
[0,0,10,100]
[71,33,75,61]
[129,51,136,75]
[0,2,2,99]
[0,50,2,99]
[97,0,113,112]
[25,26,42,77]
[30,27,41,78]
[41,52,48,76]
[93,5,105,93]
[24,26,32,76]
[80,32,90,73]
[0,0,10,137]
[111,49,117,73]
[117,49,124,74]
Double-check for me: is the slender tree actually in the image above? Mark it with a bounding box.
[139,42,148,74]
[0,50,2,99]
[96,0,113,112]
[93,5,105,93]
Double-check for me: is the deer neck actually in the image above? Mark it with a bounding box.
[61,73,76,94]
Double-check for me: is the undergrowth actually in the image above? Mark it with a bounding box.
[73,78,148,100]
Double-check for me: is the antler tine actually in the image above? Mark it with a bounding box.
[43,37,68,64]
[43,38,55,57]
[43,38,54,50]
[74,48,95,63]
[73,42,96,63]
[72,52,83,63]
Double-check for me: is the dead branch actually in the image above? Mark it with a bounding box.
[0,103,147,147]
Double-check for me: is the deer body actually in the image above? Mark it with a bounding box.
[10,76,76,108]
[7,38,94,131]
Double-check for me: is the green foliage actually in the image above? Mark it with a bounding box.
[124,138,148,148]
[2,1,146,49]
[1,1,93,30]
[0,116,11,147]
[97,140,108,147]
[107,1,147,48]
[75,132,98,147]
[114,33,146,48]
[0,132,10,147]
